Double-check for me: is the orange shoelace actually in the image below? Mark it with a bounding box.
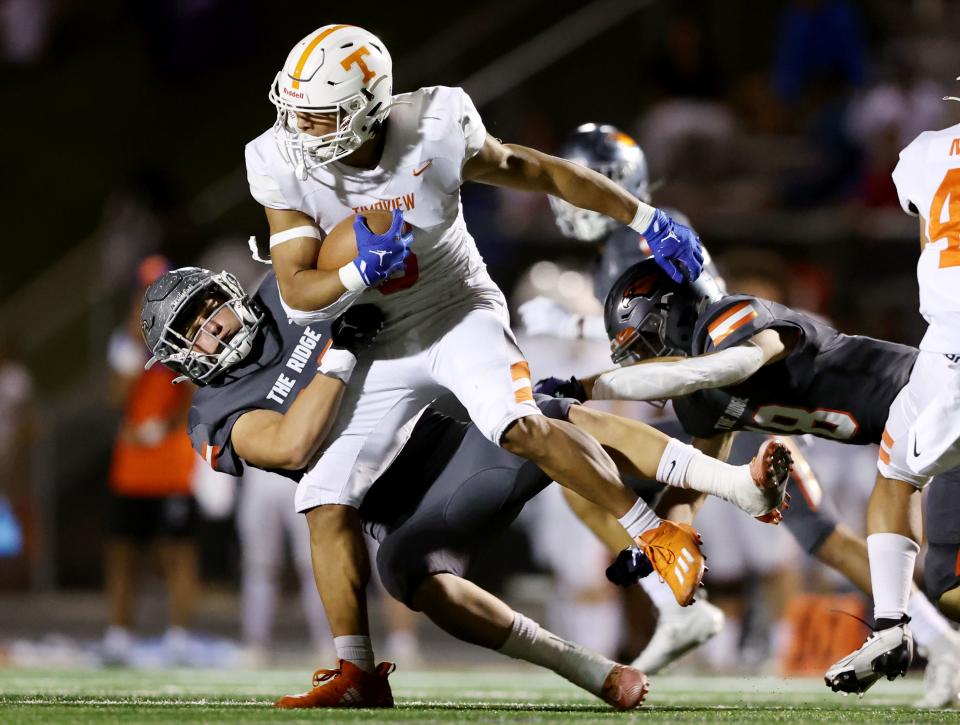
[312,667,342,688]
[640,541,677,576]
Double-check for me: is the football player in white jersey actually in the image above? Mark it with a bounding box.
[243,23,715,684]
[825,90,960,694]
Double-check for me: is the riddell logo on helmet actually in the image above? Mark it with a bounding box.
[282,87,306,99]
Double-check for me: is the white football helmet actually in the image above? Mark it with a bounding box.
[269,24,393,178]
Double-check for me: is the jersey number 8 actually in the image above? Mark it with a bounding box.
[748,404,859,441]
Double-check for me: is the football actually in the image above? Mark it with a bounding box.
[316,210,412,271]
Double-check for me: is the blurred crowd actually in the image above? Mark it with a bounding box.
[2,0,960,671]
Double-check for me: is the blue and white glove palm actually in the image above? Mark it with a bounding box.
[351,210,413,288]
[641,209,704,284]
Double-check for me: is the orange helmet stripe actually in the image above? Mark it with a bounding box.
[291,24,354,89]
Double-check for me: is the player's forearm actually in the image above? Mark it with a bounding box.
[271,373,346,468]
[592,345,766,401]
[503,144,643,225]
[233,374,345,470]
[277,267,350,314]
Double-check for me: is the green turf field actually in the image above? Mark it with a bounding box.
[0,667,953,723]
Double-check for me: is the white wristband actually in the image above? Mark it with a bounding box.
[317,346,358,384]
[269,225,322,248]
[627,202,656,234]
[338,262,366,292]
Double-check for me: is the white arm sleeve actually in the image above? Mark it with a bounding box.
[279,285,364,325]
[592,343,766,401]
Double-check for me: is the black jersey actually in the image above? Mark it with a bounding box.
[672,294,918,444]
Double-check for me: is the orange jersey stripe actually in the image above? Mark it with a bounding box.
[708,301,752,334]
[515,386,534,403]
[510,361,531,382]
[315,339,334,364]
[881,428,894,449]
[712,309,759,345]
[292,24,353,89]
[879,447,891,465]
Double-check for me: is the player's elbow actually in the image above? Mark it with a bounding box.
[279,438,317,470]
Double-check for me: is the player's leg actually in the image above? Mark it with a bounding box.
[375,427,647,709]
[566,407,791,520]
[283,485,332,657]
[276,503,394,710]
[412,573,648,710]
[826,364,932,694]
[431,309,701,605]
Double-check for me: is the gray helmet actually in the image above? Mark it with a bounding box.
[550,123,650,243]
[141,267,263,385]
[604,257,724,365]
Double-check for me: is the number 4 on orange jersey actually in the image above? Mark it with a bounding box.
[929,168,960,268]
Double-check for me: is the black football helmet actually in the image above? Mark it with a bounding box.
[141,267,263,384]
[604,257,724,364]
[550,123,650,242]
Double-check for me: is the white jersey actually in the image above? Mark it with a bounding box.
[891,122,960,353]
[245,85,501,342]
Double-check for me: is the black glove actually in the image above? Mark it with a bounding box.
[533,375,587,402]
[605,546,654,587]
[331,304,384,354]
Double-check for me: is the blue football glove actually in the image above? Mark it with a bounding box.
[352,210,413,287]
[605,546,654,587]
[641,209,704,283]
[533,376,587,402]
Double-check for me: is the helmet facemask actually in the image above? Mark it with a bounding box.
[609,302,685,365]
[269,74,389,179]
[147,272,263,385]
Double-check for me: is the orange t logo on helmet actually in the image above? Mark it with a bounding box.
[340,46,376,83]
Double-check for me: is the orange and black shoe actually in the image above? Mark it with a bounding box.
[274,659,396,709]
[635,521,706,607]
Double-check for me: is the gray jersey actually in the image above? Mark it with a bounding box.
[189,274,333,480]
[672,294,918,445]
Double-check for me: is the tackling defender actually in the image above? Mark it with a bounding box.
[140,265,791,708]
[537,257,960,702]
[244,26,710,648]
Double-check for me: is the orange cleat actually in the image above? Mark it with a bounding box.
[600,663,650,710]
[635,521,705,607]
[749,438,794,524]
[274,659,396,709]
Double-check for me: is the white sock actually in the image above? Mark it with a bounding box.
[497,613,614,696]
[640,573,683,614]
[656,439,697,487]
[659,438,749,498]
[334,634,375,673]
[908,588,958,657]
[617,496,661,539]
[867,533,920,622]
